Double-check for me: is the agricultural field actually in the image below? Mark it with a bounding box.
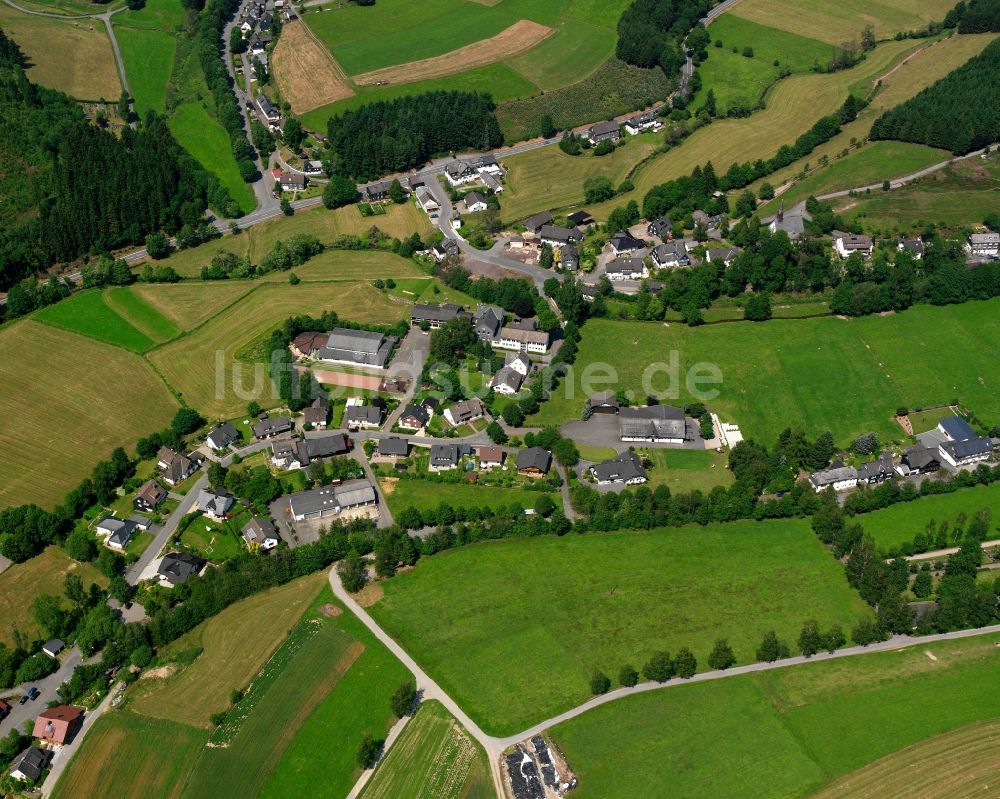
[728,0,959,45]
[551,631,1000,799]
[377,477,558,515]
[0,5,120,100]
[532,299,1000,445]
[856,481,1000,551]
[360,701,493,799]
[169,103,256,214]
[811,720,1000,799]
[272,20,354,116]
[130,282,254,330]
[131,572,327,728]
[833,154,1000,232]
[13,0,122,14]
[104,287,182,342]
[0,546,107,647]
[113,26,176,115]
[50,711,208,799]
[0,320,178,509]
[34,289,176,352]
[146,282,405,418]
[259,250,425,283]
[368,519,870,734]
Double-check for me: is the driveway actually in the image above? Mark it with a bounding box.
[561,414,709,452]
[0,647,82,738]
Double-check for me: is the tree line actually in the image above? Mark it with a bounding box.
[325,91,503,181]
[870,38,1000,154]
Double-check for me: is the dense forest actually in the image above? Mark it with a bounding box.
[951,0,1000,32]
[0,28,220,290]
[616,0,711,75]
[326,91,503,181]
[870,38,1000,154]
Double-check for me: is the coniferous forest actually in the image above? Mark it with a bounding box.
[0,29,219,290]
[326,91,503,181]
[869,38,1000,154]
[616,0,711,75]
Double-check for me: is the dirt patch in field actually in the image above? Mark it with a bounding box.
[318,603,342,617]
[140,664,178,681]
[272,21,354,114]
[353,19,554,86]
[378,477,398,495]
[310,368,384,391]
[354,582,384,607]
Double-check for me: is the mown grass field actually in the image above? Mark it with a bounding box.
[551,632,1000,799]
[259,589,412,799]
[0,546,107,647]
[34,290,155,352]
[104,287,182,342]
[811,720,1000,799]
[506,21,614,91]
[369,520,870,734]
[729,0,958,45]
[113,26,176,115]
[131,572,327,728]
[260,249,425,283]
[532,300,1000,445]
[130,282,254,330]
[639,448,733,494]
[0,5,120,100]
[378,477,558,515]
[856,482,1000,551]
[360,700,493,799]
[0,320,178,509]
[147,282,405,418]
[169,103,256,214]
[51,711,208,799]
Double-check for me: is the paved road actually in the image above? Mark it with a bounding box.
[896,537,1000,564]
[0,648,82,738]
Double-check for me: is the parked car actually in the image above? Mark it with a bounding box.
[18,694,28,705]
[27,687,40,701]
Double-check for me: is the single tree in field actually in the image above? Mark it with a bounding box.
[822,624,846,653]
[851,617,880,646]
[390,681,417,717]
[798,620,822,657]
[589,670,611,695]
[756,630,789,662]
[674,647,697,678]
[356,733,380,768]
[643,651,675,683]
[618,663,638,687]
[707,639,735,670]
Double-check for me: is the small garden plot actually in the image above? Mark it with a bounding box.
[359,201,389,217]
[179,515,246,563]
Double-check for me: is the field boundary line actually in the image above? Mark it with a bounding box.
[140,283,260,354]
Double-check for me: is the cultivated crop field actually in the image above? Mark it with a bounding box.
[532,299,1000,444]
[378,477,558,515]
[360,701,493,799]
[51,711,208,799]
[551,632,1000,799]
[369,520,870,734]
[0,546,107,646]
[34,288,177,352]
[147,282,405,418]
[272,20,354,115]
[856,482,1000,551]
[0,5,120,100]
[259,250,425,283]
[131,572,327,728]
[130,282,254,330]
[0,320,178,509]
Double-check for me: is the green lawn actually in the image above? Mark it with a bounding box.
[168,103,255,214]
[113,0,187,31]
[178,516,244,563]
[359,700,493,799]
[507,21,614,91]
[532,300,1000,445]
[551,632,1000,799]
[114,26,176,115]
[260,590,411,799]
[368,520,871,734]
[34,290,155,352]
[638,448,734,494]
[856,482,1000,551]
[104,287,181,343]
[379,477,558,515]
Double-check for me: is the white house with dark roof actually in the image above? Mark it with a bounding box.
[197,488,235,521]
[490,365,523,395]
[834,233,874,259]
[591,450,648,486]
[429,443,462,471]
[206,422,240,451]
[966,231,999,257]
[463,191,488,213]
[158,552,205,587]
[495,327,549,354]
[256,94,280,124]
[242,518,280,551]
[619,405,688,443]
[538,225,583,249]
[624,114,660,135]
[809,465,858,493]
[443,159,477,185]
[443,398,484,426]
[606,256,648,281]
[651,241,690,268]
[287,480,377,521]
[608,232,645,256]
[936,415,993,467]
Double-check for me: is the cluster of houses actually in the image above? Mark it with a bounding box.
[442,154,506,195]
[809,416,994,492]
[410,302,551,359]
[583,113,662,146]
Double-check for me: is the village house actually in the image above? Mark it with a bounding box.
[588,391,619,414]
[808,465,859,493]
[32,706,83,746]
[279,172,307,192]
[567,210,595,229]
[897,237,925,259]
[834,233,874,259]
[608,232,645,256]
[291,331,327,358]
[133,479,167,512]
[416,186,440,217]
[606,256,648,281]
[472,304,504,341]
[619,405,688,443]
[538,225,583,249]
[42,639,64,658]
[303,396,330,428]
[936,416,993,467]
[463,191,488,213]
[966,231,1000,257]
[482,172,503,194]
[430,443,462,471]
[252,413,293,439]
[315,328,397,368]
[856,452,895,485]
[157,447,199,486]
[624,114,660,135]
[10,747,48,783]
[255,94,280,124]
[158,552,206,587]
[587,120,620,145]
[271,434,351,470]
[898,445,940,475]
[647,216,672,238]
[524,210,554,233]
[494,326,549,354]
[561,245,579,271]
[491,366,523,395]
[411,303,467,329]
[517,447,552,476]
[94,515,147,551]
[398,403,431,431]
[478,445,504,470]
[444,398,484,426]
[651,241,690,268]
[206,422,240,451]
[444,159,477,186]
[286,480,377,521]
[706,246,742,266]
[591,450,648,486]
[197,487,235,521]
[345,402,384,431]
[242,518,280,551]
[375,436,409,462]
[303,160,325,176]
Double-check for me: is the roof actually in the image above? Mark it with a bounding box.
[472,304,504,335]
[478,445,504,463]
[334,479,377,508]
[619,405,686,440]
[431,443,461,465]
[305,433,350,458]
[378,437,409,456]
[607,256,646,277]
[707,247,742,262]
[411,303,466,324]
[810,466,858,486]
[567,210,593,226]
[400,404,430,427]
[158,552,205,584]
[292,331,327,355]
[43,638,65,654]
[317,328,395,367]
[242,517,278,542]
[938,416,976,441]
[517,446,551,472]
[207,422,240,447]
[445,398,483,423]
[252,415,292,437]
[465,191,486,205]
[444,159,474,178]
[524,211,554,230]
[969,232,1000,243]
[652,241,688,262]
[498,327,550,347]
[589,120,619,136]
[609,232,644,252]
[538,224,582,243]
[588,390,618,409]
[591,450,647,483]
[492,366,523,392]
[856,452,894,480]
[345,404,384,426]
[941,437,992,460]
[648,216,672,234]
[836,233,873,250]
[12,747,47,781]
[903,445,939,469]
[135,479,167,505]
[197,487,235,516]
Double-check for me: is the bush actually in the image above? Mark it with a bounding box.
[357,732,380,768]
[618,663,638,687]
[390,681,417,717]
[589,670,611,694]
[642,650,675,682]
[707,638,735,670]
[15,652,57,684]
[674,646,697,678]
